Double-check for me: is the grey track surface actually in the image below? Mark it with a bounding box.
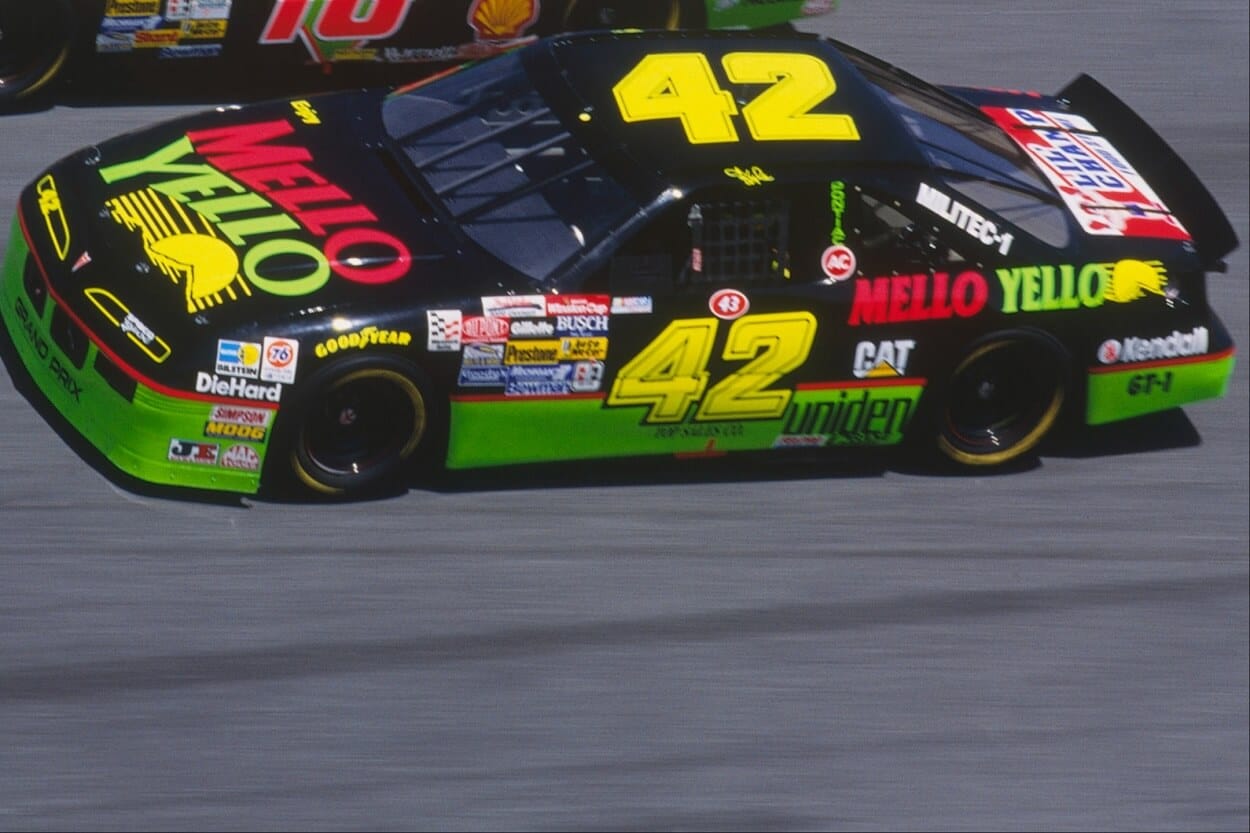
[0,2,1246,830]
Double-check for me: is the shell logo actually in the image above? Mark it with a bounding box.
[468,0,540,40]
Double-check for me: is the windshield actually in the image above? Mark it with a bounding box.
[381,53,643,282]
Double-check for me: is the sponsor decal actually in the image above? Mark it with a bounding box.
[507,364,573,384]
[205,421,267,442]
[915,183,1014,255]
[820,244,856,282]
[504,340,560,365]
[555,314,610,336]
[1096,327,1209,365]
[84,287,172,363]
[158,45,224,59]
[100,15,162,32]
[709,289,749,320]
[35,175,71,261]
[106,0,161,15]
[215,339,262,378]
[168,438,218,465]
[611,296,653,315]
[458,366,509,387]
[426,310,462,352]
[510,319,555,338]
[100,120,412,307]
[559,337,608,361]
[195,372,282,402]
[848,272,989,325]
[853,339,915,379]
[208,405,273,427]
[983,107,1190,241]
[180,19,227,39]
[778,388,915,446]
[291,100,321,126]
[724,165,775,187]
[315,326,412,358]
[461,343,505,367]
[166,0,233,20]
[772,434,828,449]
[467,0,540,41]
[570,360,605,393]
[829,180,847,246]
[546,294,610,317]
[461,315,510,343]
[482,295,547,318]
[220,444,261,471]
[998,260,1167,314]
[133,29,183,47]
[13,296,83,403]
[96,33,136,53]
[261,337,299,384]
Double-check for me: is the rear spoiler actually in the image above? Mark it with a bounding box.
[1059,74,1238,270]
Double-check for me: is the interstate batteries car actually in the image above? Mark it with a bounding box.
[0,29,1237,498]
[0,0,836,110]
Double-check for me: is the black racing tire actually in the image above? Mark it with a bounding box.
[0,0,72,109]
[277,355,442,498]
[937,333,1068,467]
[562,0,703,30]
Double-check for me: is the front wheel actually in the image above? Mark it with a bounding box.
[937,335,1067,467]
[277,356,442,498]
[0,0,72,110]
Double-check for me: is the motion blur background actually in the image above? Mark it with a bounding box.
[1,2,1246,829]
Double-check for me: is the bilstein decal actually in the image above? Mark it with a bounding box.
[99,119,412,303]
[997,260,1166,314]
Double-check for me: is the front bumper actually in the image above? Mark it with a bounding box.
[0,216,270,494]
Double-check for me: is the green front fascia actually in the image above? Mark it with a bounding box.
[1,222,268,494]
[447,382,923,469]
[1085,353,1236,425]
[705,0,825,30]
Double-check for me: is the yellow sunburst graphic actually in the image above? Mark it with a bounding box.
[1105,259,1168,304]
[107,189,252,314]
[468,0,539,40]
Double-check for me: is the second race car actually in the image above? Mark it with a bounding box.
[0,28,1237,498]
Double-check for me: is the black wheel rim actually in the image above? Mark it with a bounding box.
[0,2,69,96]
[300,371,425,482]
[942,341,1062,461]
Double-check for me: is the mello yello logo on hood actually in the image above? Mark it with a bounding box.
[98,120,412,305]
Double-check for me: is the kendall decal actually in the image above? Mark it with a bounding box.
[1097,327,1209,365]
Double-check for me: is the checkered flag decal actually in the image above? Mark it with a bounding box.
[426,310,463,352]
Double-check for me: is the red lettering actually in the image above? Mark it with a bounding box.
[260,0,310,43]
[232,163,327,193]
[849,278,890,326]
[888,275,912,322]
[325,228,411,285]
[187,120,309,172]
[951,271,989,318]
[928,272,953,319]
[317,0,415,40]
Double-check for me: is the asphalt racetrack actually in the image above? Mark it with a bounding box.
[1,2,1246,830]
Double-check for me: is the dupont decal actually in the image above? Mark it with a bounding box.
[983,107,1190,241]
[998,260,1167,314]
[709,289,749,320]
[820,245,856,282]
[100,120,412,307]
[1097,327,1209,365]
[482,295,546,318]
[84,288,172,364]
[853,340,915,379]
[849,272,989,325]
[427,310,462,352]
[316,327,413,358]
[915,183,1014,255]
[36,175,71,262]
[461,315,510,344]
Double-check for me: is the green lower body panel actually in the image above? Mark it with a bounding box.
[447,382,923,469]
[1,223,269,494]
[1086,350,1235,425]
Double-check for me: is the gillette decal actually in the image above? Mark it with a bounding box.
[99,119,412,311]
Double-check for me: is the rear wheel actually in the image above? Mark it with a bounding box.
[281,356,441,498]
[0,0,72,109]
[937,335,1067,467]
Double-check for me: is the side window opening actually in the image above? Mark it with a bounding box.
[685,200,791,284]
[854,189,969,272]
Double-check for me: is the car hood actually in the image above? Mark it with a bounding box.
[21,92,460,346]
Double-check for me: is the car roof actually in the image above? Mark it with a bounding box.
[523,29,930,190]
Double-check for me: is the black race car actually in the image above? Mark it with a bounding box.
[0,29,1236,498]
[0,0,835,110]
